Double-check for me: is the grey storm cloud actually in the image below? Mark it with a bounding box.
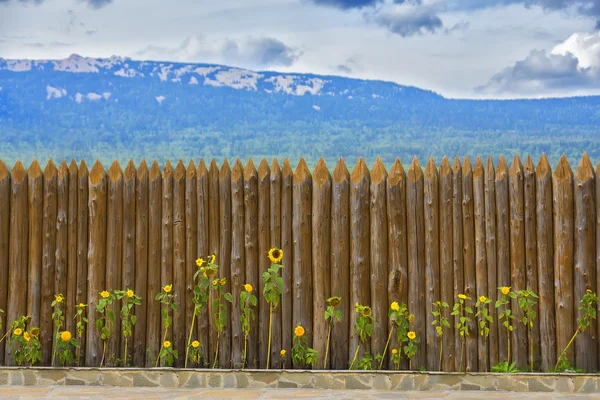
[476,49,600,95]
[373,3,444,37]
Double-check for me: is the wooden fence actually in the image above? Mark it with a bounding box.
[0,153,598,372]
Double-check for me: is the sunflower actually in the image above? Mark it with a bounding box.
[205,267,218,278]
[587,289,592,294]
[294,325,305,337]
[355,302,359,313]
[391,348,398,355]
[280,349,286,356]
[219,278,226,286]
[244,283,253,293]
[61,331,72,342]
[100,291,110,299]
[268,248,284,264]
[13,328,22,336]
[479,295,487,303]
[409,314,414,323]
[212,279,218,286]
[196,258,206,268]
[192,340,200,348]
[407,331,416,340]
[391,301,400,311]
[209,254,216,264]
[55,294,64,303]
[329,297,341,307]
[164,340,171,348]
[524,292,529,298]
[78,303,86,308]
[23,332,31,342]
[164,285,172,293]
[361,306,372,317]
[501,287,510,296]
[127,289,134,298]
[458,294,467,300]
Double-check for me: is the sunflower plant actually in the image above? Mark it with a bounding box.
[240,283,257,369]
[185,256,215,368]
[556,289,598,372]
[388,302,413,370]
[51,293,65,366]
[517,289,538,372]
[114,288,141,367]
[350,303,374,370]
[475,295,493,372]
[96,290,115,367]
[279,349,287,369]
[391,348,400,370]
[74,302,87,366]
[211,274,233,369]
[155,284,177,367]
[9,316,41,367]
[432,300,450,371]
[291,325,319,369]
[263,247,284,369]
[451,294,472,372]
[55,330,78,366]
[378,301,402,369]
[495,286,516,369]
[404,330,419,369]
[323,296,341,369]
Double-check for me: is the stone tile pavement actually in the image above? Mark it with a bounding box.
[0,387,598,400]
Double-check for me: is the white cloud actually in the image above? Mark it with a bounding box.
[156,95,165,104]
[46,85,66,99]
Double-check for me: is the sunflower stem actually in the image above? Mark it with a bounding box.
[123,337,128,367]
[324,322,332,369]
[266,303,273,369]
[185,308,197,369]
[243,333,248,370]
[349,344,360,370]
[379,326,394,370]
[212,331,220,369]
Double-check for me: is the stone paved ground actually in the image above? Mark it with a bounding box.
[0,387,599,400]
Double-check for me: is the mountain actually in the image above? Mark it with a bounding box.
[0,54,599,167]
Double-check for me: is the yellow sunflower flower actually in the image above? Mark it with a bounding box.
[100,291,110,299]
[13,328,22,336]
[61,331,72,342]
[458,294,467,300]
[219,278,226,286]
[391,301,400,311]
[196,258,206,268]
[164,340,171,348]
[501,287,510,296]
[524,292,529,298]
[294,325,305,337]
[244,283,253,293]
[205,267,217,278]
[192,340,200,348]
[479,295,487,303]
[392,348,398,355]
[212,279,218,286]
[163,285,172,293]
[209,254,216,264]
[127,289,134,298]
[23,332,31,342]
[55,294,64,303]
[329,297,341,307]
[361,306,372,317]
[280,349,286,356]
[407,331,416,340]
[268,248,284,264]
[78,303,86,308]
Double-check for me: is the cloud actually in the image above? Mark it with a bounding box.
[307,0,382,9]
[477,32,600,96]
[137,35,301,69]
[0,0,112,7]
[336,64,353,73]
[444,21,469,34]
[372,1,444,37]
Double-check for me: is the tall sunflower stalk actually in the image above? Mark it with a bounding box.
[263,247,284,369]
[350,303,374,370]
[451,294,472,372]
[51,294,65,367]
[186,256,214,368]
[114,288,141,367]
[432,301,450,371]
[475,295,493,372]
[517,289,538,372]
[323,296,341,369]
[495,286,516,367]
[155,284,177,367]
[211,274,232,369]
[379,301,401,369]
[96,290,115,367]
[240,283,257,369]
[73,303,87,366]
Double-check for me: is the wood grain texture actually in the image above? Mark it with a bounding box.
[509,155,527,368]
[270,159,282,368]
[408,157,426,369]
[134,160,149,367]
[553,155,574,366]
[439,157,455,372]
[218,160,232,368]
[536,154,556,371]
[160,161,174,366]
[574,153,597,371]
[597,160,600,370]
[86,161,107,367]
[105,161,123,366]
[146,161,162,366]
[66,160,78,345]
[40,160,57,365]
[484,157,499,367]
[230,159,245,368]
[207,160,220,367]
[312,158,331,369]
[55,162,69,341]
[257,159,271,368]
[495,156,510,363]
[292,158,313,367]
[349,158,370,365]
[184,160,198,366]
[280,159,293,368]
[462,157,477,372]
[451,157,464,371]
[423,158,439,371]
[331,158,350,370]
[121,160,136,366]
[473,157,488,371]
[5,161,27,365]
[196,160,210,366]
[243,159,259,368]
[76,160,89,365]
[27,160,43,330]
[0,161,10,365]
[173,160,187,367]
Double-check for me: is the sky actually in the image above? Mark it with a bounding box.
[1,0,600,99]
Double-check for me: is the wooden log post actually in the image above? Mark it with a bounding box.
[597,160,600,369]
[524,156,540,370]
[207,160,220,367]
[76,160,89,365]
[495,156,510,363]
[439,157,455,371]
[473,156,488,371]
[312,158,331,369]
[485,156,499,368]
[28,160,43,330]
[536,154,556,371]
[159,161,174,365]
[105,161,123,366]
[196,160,210,366]
[331,158,350,370]
[293,158,313,367]
[243,159,259,368]
[349,158,370,368]
[0,161,9,365]
[230,159,245,368]
[185,160,198,366]
[553,155,574,366]
[574,153,597,371]
[134,160,149,367]
[281,160,293,368]
[146,161,162,366]
[66,160,78,343]
[55,162,69,334]
[270,159,282,368]
[173,160,187,367]
[452,157,464,371]
[121,160,136,366]
[218,160,232,368]
[5,161,28,365]
[462,156,477,372]
[258,159,271,368]
[423,158,439,371]
[509,155,527,368]
[40,160,57,365]
[86,161,107,367]
[408,157,426,369]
